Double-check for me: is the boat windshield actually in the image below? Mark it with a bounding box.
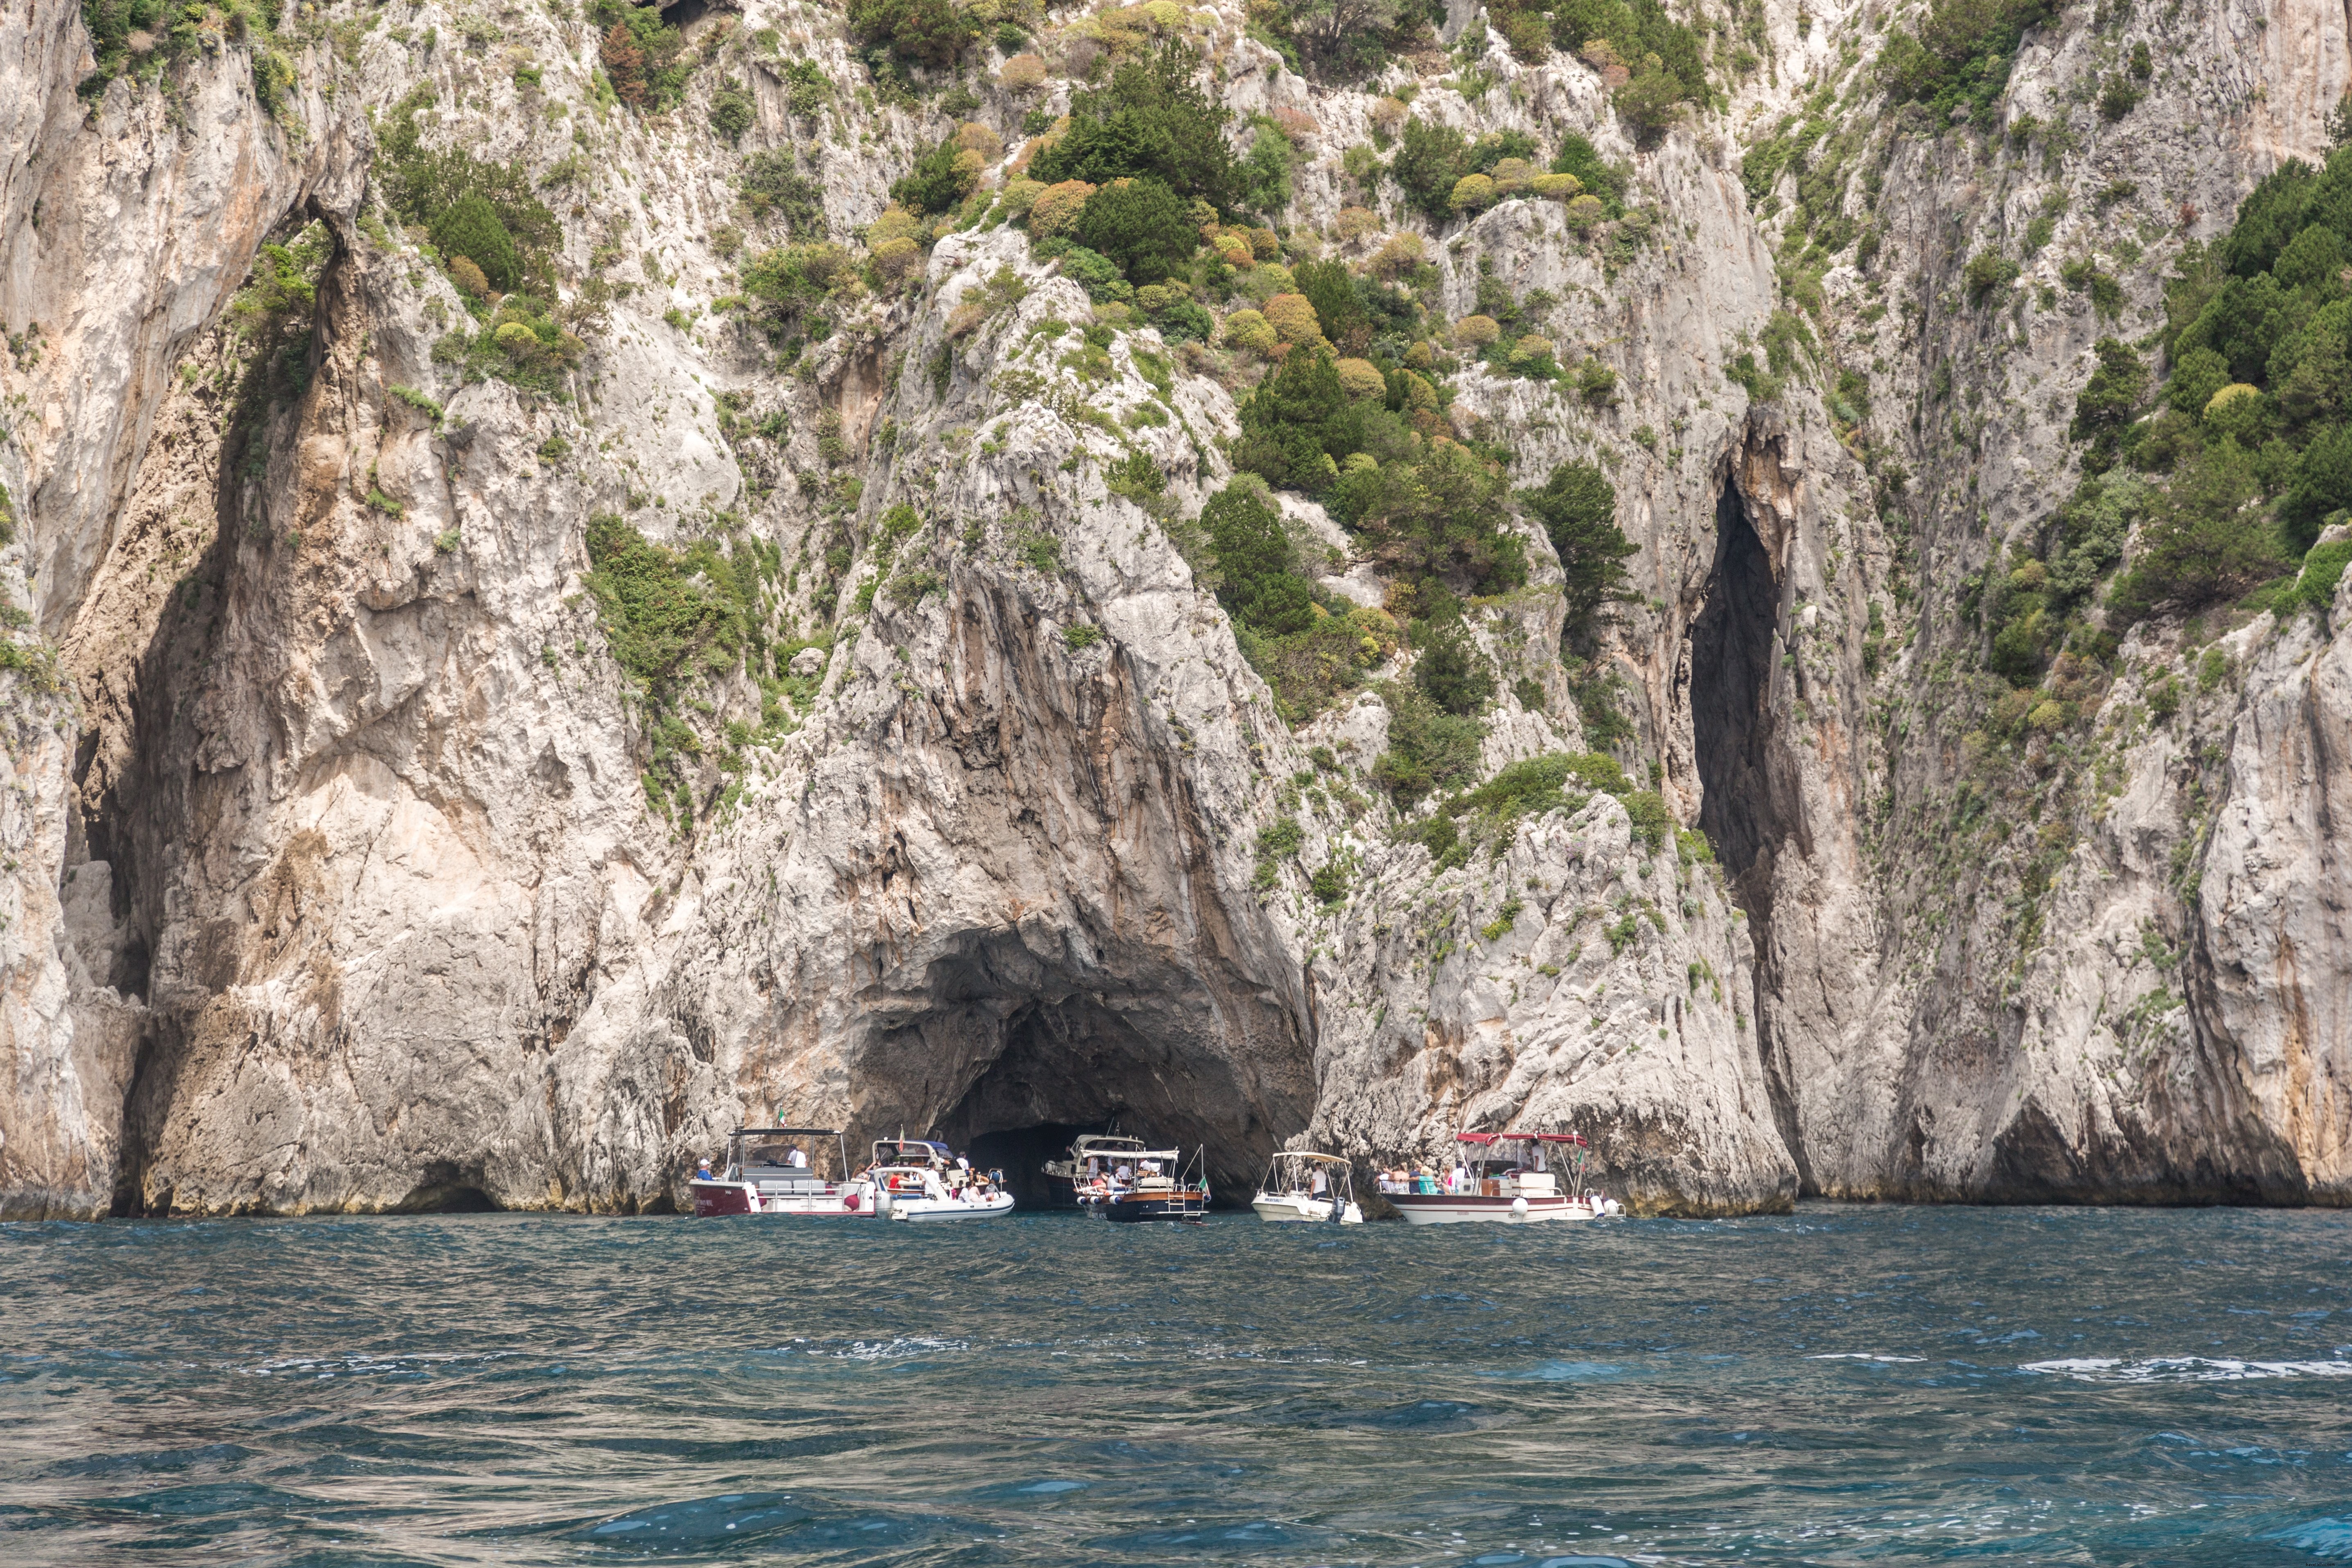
[1457,1131,1587,1178]
[871,1139,951,1167]
[723,1127,847,1180]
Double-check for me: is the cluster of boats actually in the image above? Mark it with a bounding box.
[688,1126,1622,1225]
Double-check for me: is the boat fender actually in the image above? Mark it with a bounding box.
[1510,1197,1529,1221]
[844,1190,860,1212]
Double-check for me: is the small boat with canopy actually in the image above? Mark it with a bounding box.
[1383,1130,1621,1224]
[1043,1132,1156,1214]
[1250,1151,1363,1223]
[1097,1144,1208,1222]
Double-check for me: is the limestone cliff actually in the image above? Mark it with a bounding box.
[0,0,2343,1217]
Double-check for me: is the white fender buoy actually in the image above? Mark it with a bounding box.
[1511,1196,1530,1221]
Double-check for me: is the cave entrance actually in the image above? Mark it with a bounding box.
[932,997,1278,1211]
[1687,475,1810,1184]
[1689,479,1781,884]
[850,940,1309,1213]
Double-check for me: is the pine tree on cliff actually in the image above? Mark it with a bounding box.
[1232,347,1360,494]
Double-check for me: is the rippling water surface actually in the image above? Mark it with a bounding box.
[4,1204,2350,1565]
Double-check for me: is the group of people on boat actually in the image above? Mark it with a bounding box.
[1376,1160,1471,1195]
[1080,1155,1168,1198]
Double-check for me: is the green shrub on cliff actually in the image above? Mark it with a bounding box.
[379,87,560,293]
[2094,142,2352,627]
[1029,43,1239,212]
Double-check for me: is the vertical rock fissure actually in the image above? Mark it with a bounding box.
[1688,475,1810,1189]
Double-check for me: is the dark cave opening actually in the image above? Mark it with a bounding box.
[1689,480,1781,882]
[1687,476,1812,1188]
[849,931,1310,1213]
[928,999,1275,1210]
[963,1122,1110,1211]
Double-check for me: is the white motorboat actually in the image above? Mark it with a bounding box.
[1251,1151,1363,1223]
[1383,1130,1623,1225]
[868,1137,1016,1222]
[689,1127,874,1217]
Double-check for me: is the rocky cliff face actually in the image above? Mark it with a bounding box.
[1,0,2343,1217]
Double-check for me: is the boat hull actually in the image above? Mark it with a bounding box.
[1250,1193,1363,1223]
[1388,1193,1593,1224]
[689,1179,872,1217]
[884,1192,1015,1222]
[1097,1191,1206,1222]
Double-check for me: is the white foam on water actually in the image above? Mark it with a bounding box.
[2018,1356,2352,1383]
[1806,1354,1926,1363]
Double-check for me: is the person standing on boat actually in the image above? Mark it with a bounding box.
[695,1156,714,1181]
[786,1147,808,1169]
[1309,1166,1327,1200]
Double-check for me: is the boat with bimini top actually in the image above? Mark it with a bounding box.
[1381,1130,1623,1224]
[689,1127,870,1217]
[1043,1133,1156,1215]
[1251,1151,1363,1223]
[867,1136,1015,1222]
[1046,1132,1208,1221]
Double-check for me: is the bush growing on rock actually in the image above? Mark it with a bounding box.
[1029,42,1239,211]
[1368,232,1424,278]
[892,136,981,216]
[429,193,521,293]
[447,254,492,300]
[1345,440,1529,598]
[1291,259,1370,349]
[2108,439,2275,626]
[1373,682,1484,805]
[1204,481,1318,638]
[1221,308,1278,354]
[740,151,826,237]
[999,52,1048,90]
[1233,347,1361,490]
[1027,179,1097,236]
[1875,0,2055,123]
[1411,599,1495,717]
[1390,118,1468,221]
[849,0,981,71]
[1054,245,1132,302]
[1070,176,1199,285]
[1449,174,1499,214]
[1452,314,1501,347]
[2068,336,2145,472]
[1263,292,1325,345]
[743,242,861,342]
[1519,461,1635,638]
[380,91,560,291]
[709,80,755,144]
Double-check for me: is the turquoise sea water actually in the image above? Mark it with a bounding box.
[2,1203,2348,1565]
